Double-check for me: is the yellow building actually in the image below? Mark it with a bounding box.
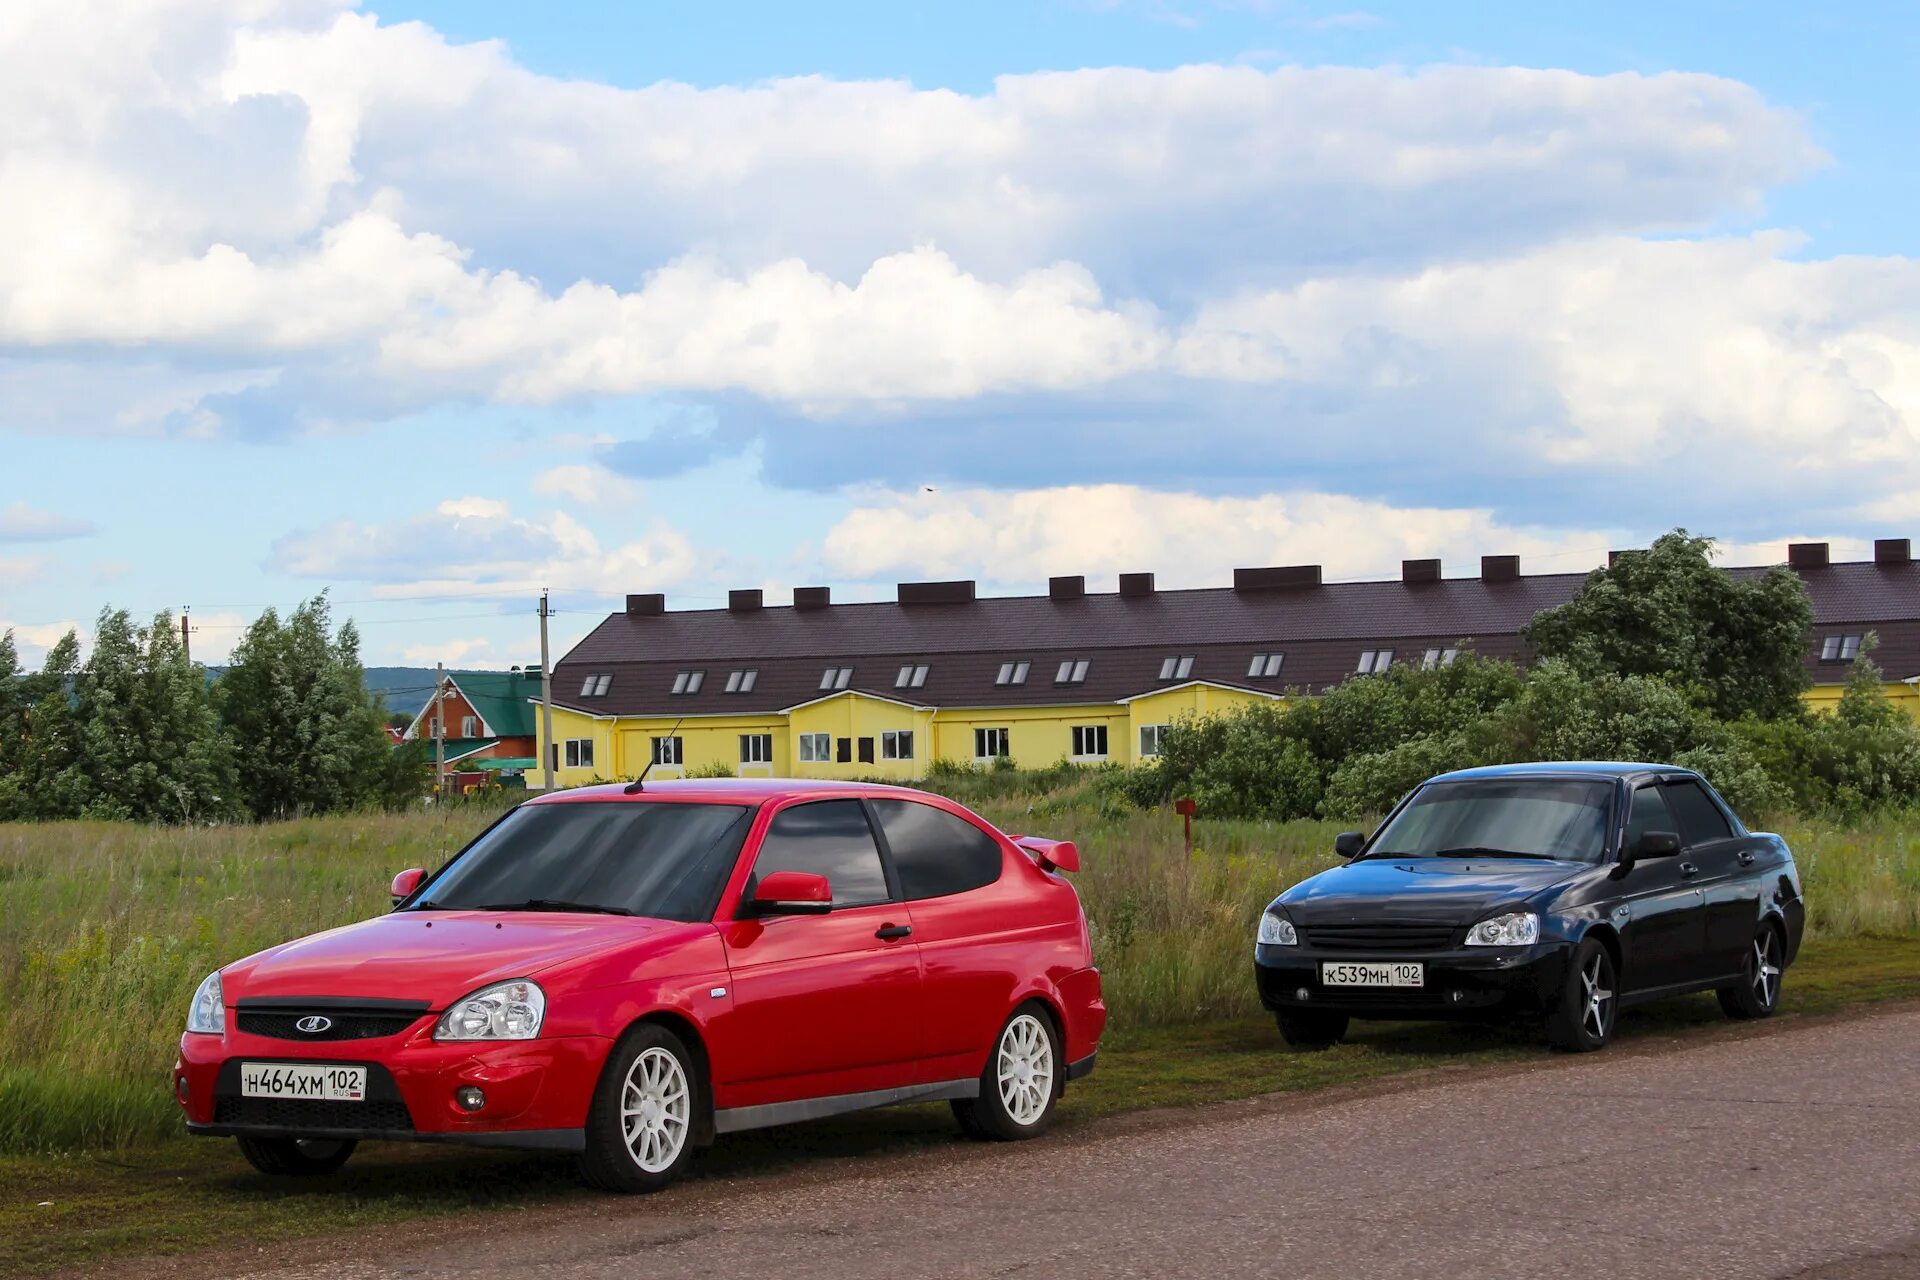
[532,544,1920,786]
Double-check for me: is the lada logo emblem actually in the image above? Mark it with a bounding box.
[295,1015,334,1034]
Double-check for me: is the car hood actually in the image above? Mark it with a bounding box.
[224,911,696,1007]
[1278,857,1586,926]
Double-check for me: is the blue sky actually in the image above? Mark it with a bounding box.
[1,1,1915,669]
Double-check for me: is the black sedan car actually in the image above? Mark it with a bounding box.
[1254,763,1805,1052]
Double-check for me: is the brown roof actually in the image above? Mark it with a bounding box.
[550,559,1920,718]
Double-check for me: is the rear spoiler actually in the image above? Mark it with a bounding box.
[1009,835,1080,873]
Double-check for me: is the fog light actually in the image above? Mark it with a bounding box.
[456,1086,486,1112]
[1450,990,1466,1003]
[1295,987,1311,1001]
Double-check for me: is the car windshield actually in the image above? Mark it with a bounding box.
[1364,779,1614,862]
[413,801,754,921]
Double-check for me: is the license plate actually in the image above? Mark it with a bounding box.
[239,1062,367,1102]
[1321,961,1425,988]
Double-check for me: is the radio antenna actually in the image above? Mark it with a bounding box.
[625,716,687,793]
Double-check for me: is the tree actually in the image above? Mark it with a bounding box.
[1523,529,1813,721]
[217,594,403,819]
[5,630,88,819]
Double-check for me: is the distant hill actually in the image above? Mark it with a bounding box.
[364,667,535,719]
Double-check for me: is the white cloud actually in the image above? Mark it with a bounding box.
[821,484,1620,586]
[531,465,646,509]
[0,554,54,588]
[0,502,93,542]
[1,619,87,667]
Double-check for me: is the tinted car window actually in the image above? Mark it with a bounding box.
[1368,779,1613,862]
[1663,779,1735,845]
[752,800,891,906]
[872,799,1004,900]
[416,802,753,921]
[1624,784,1676,848]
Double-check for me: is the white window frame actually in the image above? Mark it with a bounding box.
[995,660,1031,686]
[1070,724,1108,760]
[798,732,831,763]
[651,735,684,766]
[974,727,1009,760]
[460,715,478,738]
[1139,723,1168,758]
[563,738,594,769]
[739,733,773,764]
[882,729,915,760]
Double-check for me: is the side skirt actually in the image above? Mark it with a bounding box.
[714,1079,979,1135]
[1617,972,1743,1009]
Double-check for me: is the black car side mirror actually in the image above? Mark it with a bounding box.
[1333,831,1366,859]
[1631,831,1682,860]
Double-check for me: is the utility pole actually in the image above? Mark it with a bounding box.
[433,660,446,799]
[539,589,556,792]
[180,606,193,664]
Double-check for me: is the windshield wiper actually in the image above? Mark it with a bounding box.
[1430,847,1557,860]
[472,898,637,916]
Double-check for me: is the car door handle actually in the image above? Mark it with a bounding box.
[1737,850,1756,866]
[1678,861,1699,878]
[875,924,913,940]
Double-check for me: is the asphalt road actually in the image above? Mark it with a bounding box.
[229,1008,1920,1280]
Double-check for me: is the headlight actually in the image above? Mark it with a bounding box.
[1464,912,1540,947]
[1257,911,1298,946]
[186,970,224,1034]
[434,979,546,1041]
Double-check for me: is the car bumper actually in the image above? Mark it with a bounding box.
[1254,940,1575,1020]
[176,1026,611,1149]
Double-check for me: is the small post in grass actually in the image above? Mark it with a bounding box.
[1175,796,1197,857]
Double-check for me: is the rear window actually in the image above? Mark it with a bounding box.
[871,799,1004,900]
[416,801,753,921]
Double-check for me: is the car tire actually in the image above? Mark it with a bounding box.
[953,1004,1061,1141]
[579,1022,702,1193]
[235,1135,356,1176]
[1717,924,1784,1020]
[1545,936,1617,1052]
[1274,1009,1348,1049]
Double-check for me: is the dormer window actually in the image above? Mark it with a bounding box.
[1158,655,1194,681]
[724,669,759,693]
[670,670,704,695]
[1055,659,1090,686]
[1421,648,1459,670]
[579,673,612,697]
[895,663,930,689]
[1819,634,1863,662]
[1356,649,1394,675]
[995,661,1031,686]
[819,666,854,691]
[1247,653,1284,678]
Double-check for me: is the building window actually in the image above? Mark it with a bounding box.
[1421,648,1460,670]
[651,736,683,766]
[1071,724,1108,759]
[895,663,930,689]
[563,738,594,769]
[1820,634,1863,662]
[1054,659,1090,686]
[858,737,876,764]
[1357,649,1395,675]
[819,666,854,691]
[995,661,1031,686]
[1247,653,1284,678]
[974,727,1010,760]
[724,669,759,693]
[578,673,612,698]
[882,730,915,760]
[740,733,773,764]
[798,732,831,762]
[671,670,704,695]
[460,715,478,738]
[1139,724,1168,757]
[1157,655,1195,681]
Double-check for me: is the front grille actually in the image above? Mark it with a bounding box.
[1304,923,1457,951]
[237,1010,421,1041]
[215,1095,414,1131]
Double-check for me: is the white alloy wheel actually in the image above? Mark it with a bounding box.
[1752,931,1782,1007]
[1581,949,1615,1041]
[996,1012,1056,1127]
[621,1045,691,1173]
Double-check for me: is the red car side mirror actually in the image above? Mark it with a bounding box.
[390,867,427,905]
[751,871,833,915]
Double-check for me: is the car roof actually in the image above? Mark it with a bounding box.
[522,777,944,806]
[1427,761,1700,784]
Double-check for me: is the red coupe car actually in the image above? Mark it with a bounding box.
[175,779,1105,1191]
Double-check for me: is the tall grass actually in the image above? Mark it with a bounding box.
[1,786,1914,1154]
